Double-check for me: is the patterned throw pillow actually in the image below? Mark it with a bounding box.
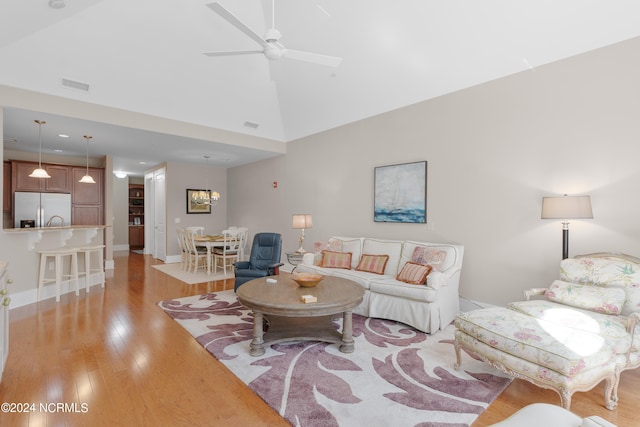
[412,246,447,272]
[545,280,627,315]
[314,240,343,253]
[319,250,352,269]
[355,254,389,275]
[397,262,433,285]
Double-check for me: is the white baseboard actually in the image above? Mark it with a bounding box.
[113,244,129,252]
[459,296,496,312]
[10,273,106,309]
[165,254,181,264]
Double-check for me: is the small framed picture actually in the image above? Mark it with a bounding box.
[186,189,212,214]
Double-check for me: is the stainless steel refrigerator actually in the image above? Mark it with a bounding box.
[14,192,72,228]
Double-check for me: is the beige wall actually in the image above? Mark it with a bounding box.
[112,174,129,248]
[164,161,227,258]
[229,37,640,306]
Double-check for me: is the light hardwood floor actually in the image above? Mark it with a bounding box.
[0,252,636,426]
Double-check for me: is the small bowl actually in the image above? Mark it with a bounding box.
[291,273,324,288]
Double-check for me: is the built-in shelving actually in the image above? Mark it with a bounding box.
[128,184,144,250]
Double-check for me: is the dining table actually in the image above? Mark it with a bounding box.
[193,234,226,275]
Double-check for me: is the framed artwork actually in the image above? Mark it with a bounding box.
[186,189,212,214]
[374,161,427,223]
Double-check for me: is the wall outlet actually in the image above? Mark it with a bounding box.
[175,218,181,223]
[48,262,55,271]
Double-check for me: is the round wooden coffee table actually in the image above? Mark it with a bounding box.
[236,275,364,356]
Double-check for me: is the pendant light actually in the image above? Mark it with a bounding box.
[29,120,52,178]
[79,135,96,184]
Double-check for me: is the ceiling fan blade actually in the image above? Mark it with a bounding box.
[206,2,267,48]
[203,49,263,57]
[284,49,343,67]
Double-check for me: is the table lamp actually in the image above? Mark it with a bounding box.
[292,214,313,253]
[541,195,593,259]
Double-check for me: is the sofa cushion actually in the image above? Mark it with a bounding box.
[329,269,380,290]
[319,250,352,269]
[328,237,363,269]
[313,240,343,253]
[399,242,458,275]
[361,238,403,276]
[561,257,640,316]
[369,278,438,302]
[545,280,626,315]
[455,307,615,376]
[411,246,447,272]
[396,261,432,284]
[355,254,389,274]
[508,300,633,354]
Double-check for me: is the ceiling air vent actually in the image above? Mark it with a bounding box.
[61,78,90,93]
[243,121,259,129]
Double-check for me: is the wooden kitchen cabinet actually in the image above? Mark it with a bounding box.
[6,160,105,226]
[11,161,71,193]
[72,167,104,225]
[3,162,10,214]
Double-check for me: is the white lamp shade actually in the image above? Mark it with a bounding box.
[79,174,96,184]
[292,214,313,229]
[541,195,593,219]
[29,168,51,178]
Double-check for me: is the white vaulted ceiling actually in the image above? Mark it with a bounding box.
[2,0,640,175]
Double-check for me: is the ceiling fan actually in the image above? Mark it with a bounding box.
[203,1,343,67]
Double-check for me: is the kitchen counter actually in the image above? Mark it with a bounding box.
[2,225,108,251]
[3,225,108,233]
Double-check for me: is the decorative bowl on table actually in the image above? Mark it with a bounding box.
[291,273,324,288]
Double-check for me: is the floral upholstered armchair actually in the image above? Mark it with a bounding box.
[454,253,640,410]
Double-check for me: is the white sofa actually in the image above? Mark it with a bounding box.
[297,236,464,333]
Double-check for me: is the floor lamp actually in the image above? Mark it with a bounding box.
[541,195,593,259]
[292,214,313,253]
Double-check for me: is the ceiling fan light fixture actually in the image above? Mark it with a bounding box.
[204,2,342,67]
[264,45,284,60]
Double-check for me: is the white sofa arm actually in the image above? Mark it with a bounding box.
[302,252,316,266]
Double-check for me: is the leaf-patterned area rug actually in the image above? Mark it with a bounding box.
[158,291,511,427]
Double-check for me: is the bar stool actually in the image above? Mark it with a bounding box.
[37,248,79,302]
[76,245,105,292]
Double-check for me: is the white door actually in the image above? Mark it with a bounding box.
[144,173,154,255]
[153,169,166,261]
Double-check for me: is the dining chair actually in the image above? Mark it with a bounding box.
[176,228,189,270]
[184,229,208,273]
[185,226,205,235]
[237,227,249,261]
[213,229,241,275]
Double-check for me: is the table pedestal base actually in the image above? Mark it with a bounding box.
[249,311,355,357]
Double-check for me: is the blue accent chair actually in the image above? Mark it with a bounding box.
[233,232,284,291]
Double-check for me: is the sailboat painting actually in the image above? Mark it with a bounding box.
[374,161,427,223]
